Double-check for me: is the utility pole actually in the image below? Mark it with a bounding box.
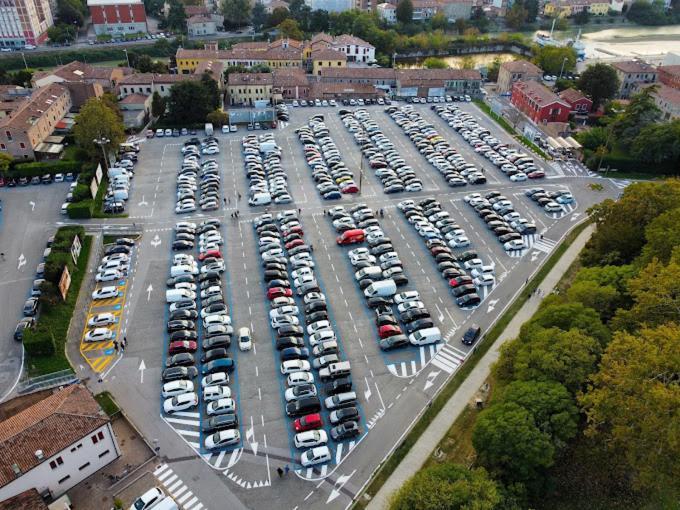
[123,48,130,68]
[93,137,111,173]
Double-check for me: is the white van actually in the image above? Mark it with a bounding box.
[364,279,397,298]
[408,327,442,346]
[319,361,351,381]
[170,265,198,277]
[354,266,382,281]
[113,189,129,201]
[166,289,196,303]
[248,192,272,206]
[108,167,129,179]
[152,497,179,510]
[61,203,69,215]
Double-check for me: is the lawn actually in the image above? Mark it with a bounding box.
[94,391,120,417]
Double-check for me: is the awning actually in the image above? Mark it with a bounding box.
[547,137,562,150]
[565,136,582,149]
[34,142,64,155]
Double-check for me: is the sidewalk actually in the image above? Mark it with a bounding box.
[366,224,595,510]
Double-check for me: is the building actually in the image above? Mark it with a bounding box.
[187,14,218,36]
[0,488,49,509]
[394,68,483,98]
[0,83,71,160]
[306,0,352,11]
[0,85,31,119]
[195,59,224,90]
[319,67,397,91]
[439,0,473,21]
[511,80,570,124]
[119,93,151,127]
[542,0,609,17]
[176,42,303,74]
[412,0,438,20]
[612,60,657,98]
[0,385,120,502]
[272,68,310,101]
[310,48,346,76]
[87,0,147,36]
[0,0,53,48]
[640,83,680,120]
[558,87,592,114]
[377,2,397,23]
[305,33,375,65]
[117,73,201,99]
[658,65,680,90]
[497,59,543,93]
[310,81,385,100]
[227,72,273,106]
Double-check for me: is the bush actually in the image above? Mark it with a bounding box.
[72,183,92,202]
[67,200,94,219]
[23,325,56,357]
[585,153,677,175]
[7,160,82,178]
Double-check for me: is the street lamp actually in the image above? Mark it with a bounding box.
[558,57,569,80]
[93,137,111,173]
[123,48,130,68]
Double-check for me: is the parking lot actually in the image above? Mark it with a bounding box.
[94,101,625,510]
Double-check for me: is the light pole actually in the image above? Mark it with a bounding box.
[558,57,568,80]
[123,48,130,68]
[21,52,28,70]
[93,137,111,173]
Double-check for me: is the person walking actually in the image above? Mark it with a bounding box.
[277,467,284,478]
[284,465,290,475]
[113,340,119,352]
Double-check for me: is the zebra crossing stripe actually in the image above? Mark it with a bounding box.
[431,357,457,374]
[336,443,344,464]
[172,411,200,418]
[419,346,426,365]
[189,503,203,510]
[184,497,198,509]
[215,450,226,468]
[167,480,183,493]
[163,474,178,485]
[178,429,200,437]
[177,492,193,505]
[157,469,173,482]
[437,349,461,366]
[154,464,169,476]
[165,417,199,426]
[172,485,188,498]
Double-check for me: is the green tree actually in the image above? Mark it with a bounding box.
[641,206,680,264]
[630,119,680,166]
[506,2,529,29]
[533,46,577,75]
[423,57,448,69]
[469,7,490,32]
[529,301,611,346]
[523,0,539,20]
[276,18,303,39]
[390,463,501,510]
[0,153,12,174]
[206,109,228,126]
[473,402,555,483]
[221,0,251,28]
[151,91,166,118]
[499,380,579,447]
[267,7,290,27]
[56,0,86,26]
[73,97,125,161]
[396,0,413,23]
[573,8,590,24]
[166,80,215,124]
[575,126,609,151]
[577,63,620,109]
[309,9,330,32]
[166,0,186,30]
[626,0,671,25]
[567,280,623,322]
[487,56,502,82]
[460,55,476,69]
[454,18,467,34]
[144,0,164,15]
[200,72,220,110]
[431,12,448,30]
[610,86,661,147]
[251,1,268,29]
[47,23,76,43]
[580,324,680,495]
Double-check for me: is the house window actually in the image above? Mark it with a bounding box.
[78,462,91,471]
[99,449,110,458]
[0,143,5,150]
[49,457,64,469]
[5,131,10,141]
[19,142,25,149]
[58,475,71,484]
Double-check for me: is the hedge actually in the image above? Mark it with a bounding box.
[585,153,677,175]
[67,200,94,219]
[7,160,83,178]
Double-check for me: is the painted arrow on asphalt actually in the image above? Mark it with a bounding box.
[364,376,372,401]
[137,196,148,207]
[29,200,35,211]
[570,212,582,222]
[327,470,356,504]
[531,251,540,262]
[150,234,161,247]
[486,299,499,313]
[139,359,146,383]
[424,370,441,391]
[146,284,153,301]
[17,253,26,270]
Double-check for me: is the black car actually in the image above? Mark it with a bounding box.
[462,324,481,346]
[169,309,198,321]
[23,298,38,317]
[285,396,321,417]
[268,279,291,289]
[202,303,227,316]
[106,245,130,256]
[305,311,329,325]
[203,335,231,350]
[278,325,304,337]
[324,376,352,395]
[199,271,222,282]
[165,353,195,367]
[280,347,309,361]
[401,308,430,323]
[276,336,305,350]
[202,295,224,308]
[201,347,229,363]
[406,318,435,334]
[167,320,195,333]
[392,273,409,287]
[305,301,327,314]
[366,296,393,308]
[376,313,398,327]
[330,407,359,425]
[457,293,481,307]
[14,317,36,341]
[173,240,194,251]
[116,238,135,247]
[167,275,195,287]
[371,244,394,256]
[457,250,478,262]
[202,413,239,433]
[162,366,198,381]
[264,270,286,282]
[379,334,409,351]
[330,421,360,441]
[170,329,198,342]
[442,268,463,280]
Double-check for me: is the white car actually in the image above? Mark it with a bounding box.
[281,359,310,374]
[294,430,328,449]
[202,372,228,388]
[397,301,425,314]
[504,239,526,251]
[510,172,527,182]
[307,320,331,335]
[174,282,197,292]
[162,380,194,398]
[309,330,336,346]
[301,446,331,467]
[448,236,470,248]
[84,328,113,343]
[205,429,240,449]
[203,385,232,402]
[92,286,118,300]
[288,371,314,386]
[88,313,116,327]
[270,306,300,320]
[207,397,236,415]
[544,202,563,213]
[163,392,198,414]
[463,258,484,270]
[176,222,197,230]
[238,327,252,351]
[394,291,420,304]
[285,384,318,402]
[173,254,195,265]
[474,274,495,287]
[271,315,299,329]
[128,488,165,510]
[203,314,231,328]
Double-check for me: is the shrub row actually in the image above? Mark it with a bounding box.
[7,160,83,178]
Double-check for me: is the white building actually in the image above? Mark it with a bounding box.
[0,0,54,48]
[309,33,375,65]
[377,2,397,23]
[0,385,121,502]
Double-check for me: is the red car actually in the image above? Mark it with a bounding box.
[283,226,303,236]
[449,276,473,288]
[430,246,450,256]
[199,249,222,261]
[379,324,402,339]
[169,340,197,354]
[294,413,323,432]
[285,239,305,250]
[268,287,292,300]
[336,229,365,246]
[341,184,359,194]
[527,170,545,179]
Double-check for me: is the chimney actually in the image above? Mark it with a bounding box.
[35,450,44,460]
[11,464,21,476]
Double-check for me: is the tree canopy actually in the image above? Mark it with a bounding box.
[396,0,414,24]
[577,63,620,109]
[277,18,304,40]
[166,78,219,125]
[166,0,186,30]
[533,46,576,75]
[221,0,251,28]
[423,57,448,69]
[73,97,125,161]
[610,86,661,147]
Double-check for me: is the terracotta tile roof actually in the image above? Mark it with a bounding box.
[119,73,199,85]
[320,67,396,80]
[195,60,224,76]
[500,59,542,75]
[651,83,680,105]
[270,37,302,49]
[311,81,382,96]
[0,489,48,510]
[187,14,214,23]
[0,385,108,488]
[378,2,396,8]
[232,41,269,51]
[119,93,149,104]
[659,65,680,78]
[177,46,302,62]
[311,33,334,45]
[33,61,117,84]
[311,48,347,61]
[559,87,589,104]
[395,68,482,86]
[268,1,290,9]
[612,60,656,74]
[185,5,209,15]
[228,72,273,86]
[513,80,570,107]
[333,34,373,48]
[265,46,303,60]
[0,83,70,130]
[273,68,309,88]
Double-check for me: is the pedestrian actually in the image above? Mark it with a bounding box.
[323,209,326,216]
[525,278,529,285]
[379,208,384,217]
[540,234,544,240]
[113,340,119,352]
[124,336,127,345]
[223,198,227,205]
[227,197,231,205]
[236,210,240,218]
[0,253,4,260]
[238,192,242,200]
[298,208,301,214]
[277,467,283,478]
[309,244,314,252]
[284,465,290,475]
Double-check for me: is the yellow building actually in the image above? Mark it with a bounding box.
[311,48,347,77]
[227,73,273,106]
[176,42,303,74]
[543,0,609,17]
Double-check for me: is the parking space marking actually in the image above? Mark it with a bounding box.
[154,463,207,510]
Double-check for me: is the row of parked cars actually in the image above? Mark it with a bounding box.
[397,199,488,308]
[339,108,424,194]
[525,187,575,213]
[0,172,76,188]
[386,105,486,187]
[176,137,221,214]
[296,115,358,198]
[162,220,247,451]
[254,211,361,467]
[432,105,545,181]
[243,134,292,207]
[103,145,139,214]
[463,192,533,251]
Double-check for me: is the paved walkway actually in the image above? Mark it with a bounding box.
[366,224,595,510]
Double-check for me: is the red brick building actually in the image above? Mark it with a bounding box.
[511,80,570,124]
[658,65,680,90]
[558,87,593,114]
[87,0,147,36]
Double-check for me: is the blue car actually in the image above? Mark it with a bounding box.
[202,358,235,375]
[323,191,342,200]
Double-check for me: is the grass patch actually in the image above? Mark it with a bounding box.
[27,236,93,376]
[352,220,592,509]
[473,99,551,160]
[94,391,120,417]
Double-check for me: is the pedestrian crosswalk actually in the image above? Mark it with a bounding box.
[154,463,206,510]
[610,178,631,189]
[429,344,466,374]
[164,411,201,450]
[523,234,557,253]
[387,344,443,378]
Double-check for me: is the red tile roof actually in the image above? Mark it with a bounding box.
[513,80,569,108]
[0,489,48,510]
[0,385,108,488]
[0,83,70,130]
[311,48,347,61]
[612,60,656,74]
[228,72,273,86]
[272,68,309,88]
[119,93,149,104]
[559,87,589,104]
[500,59,542,75]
